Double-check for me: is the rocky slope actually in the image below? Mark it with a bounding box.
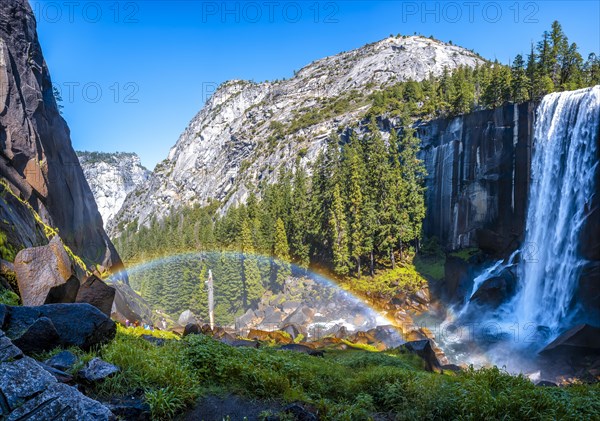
[110,35,484,235]
[77,152,150,228]
[0,0,123,273]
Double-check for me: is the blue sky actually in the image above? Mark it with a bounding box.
[33,0,600,169]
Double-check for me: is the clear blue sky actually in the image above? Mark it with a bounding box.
[33,0,600,169]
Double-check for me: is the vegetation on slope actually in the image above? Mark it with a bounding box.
[58,326,600,420]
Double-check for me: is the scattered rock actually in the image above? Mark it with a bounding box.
[1,303,116,352]
[38,362,74,383]
[279,343,323,357]
[75,275,116,317]
[282,402,318,421]
[0,329,112,420]
[183,323,201,337]
[401,340,442,372]
[178,310,199,327]
[103,394,151,421]
[221,338,260,348]
[78,358,119,382]
[281,323,305,340]
[247,329,292,344]
[141,335,167,346]
[14,237,74,306]
[536,380,558,387]
[45,350,79,372]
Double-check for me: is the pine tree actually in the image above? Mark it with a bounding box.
[329,183,350,275]
[289,162,310,268]
[241,219,263,306]
[511,54,531,103]
[272,218,290,289]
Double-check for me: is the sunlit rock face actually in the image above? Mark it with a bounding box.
[0,0,124,272]
[109,36,484,236]
[77,152,150,229]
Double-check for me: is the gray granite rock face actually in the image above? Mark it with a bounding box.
[0,0,124,275]
[0,330,113,420]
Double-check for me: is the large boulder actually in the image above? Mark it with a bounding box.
[78,358,119,382]
[14,237,76,306]
[540,324,600,358]
[470,268,517,308]
[0,330,113,420]
[0,303,116,353]
[76,275,115,317]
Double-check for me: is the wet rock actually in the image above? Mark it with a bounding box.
[178,310,199,327]
[75,275,116,317]
[1,303,116,352]
[78,358,119,382]
[247,329,292,344]
[400,339,442,372]
[578,262,600,322]
[367,325,405,348]
[283,306,314,326]
[470,268,517,308]
[14,237,74,306]
[44,350,79,372]
[104,395,151,421]
[324,324,348,339]
[539,324,600,358]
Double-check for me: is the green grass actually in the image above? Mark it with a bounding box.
[0,288,20,305]
[71,326,600,420]
[343,263,428,297]
[413,254,445,281]
[449,247,480,261]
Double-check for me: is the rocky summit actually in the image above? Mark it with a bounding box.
[109,36,483,235]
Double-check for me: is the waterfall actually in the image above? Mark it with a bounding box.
[510,86,600,334]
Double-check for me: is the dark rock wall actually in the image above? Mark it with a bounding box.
[0,0,124,273]
[418,102,536,256]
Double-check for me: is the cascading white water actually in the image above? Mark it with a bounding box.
[510,86,600,334]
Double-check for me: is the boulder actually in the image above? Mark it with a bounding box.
[110,280,152,324]
[539,324,600,358]
[38,362,74,384]
[235,308,257,329]
[141,335,167,346]
[75,275,116,317]
[78,358,119,382]
[282,403,318,421]
[279,343,324,357]
[367,325,405,348]
[221,338,260,348]
[281,323,305,340]
[183,323,201,337]
[324,324,348,339]
[0,303,116,352]
[283,305,314,326]
[44,275,80,304]
[400,340,442,372]
[178,310,199,327]
[12,316,61,354]
[103,395,151,421]
[0,330,112,420]
[247,329,292,344]
[45,350,79,372]
[470,268,517,307]
[14,237,74,306]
